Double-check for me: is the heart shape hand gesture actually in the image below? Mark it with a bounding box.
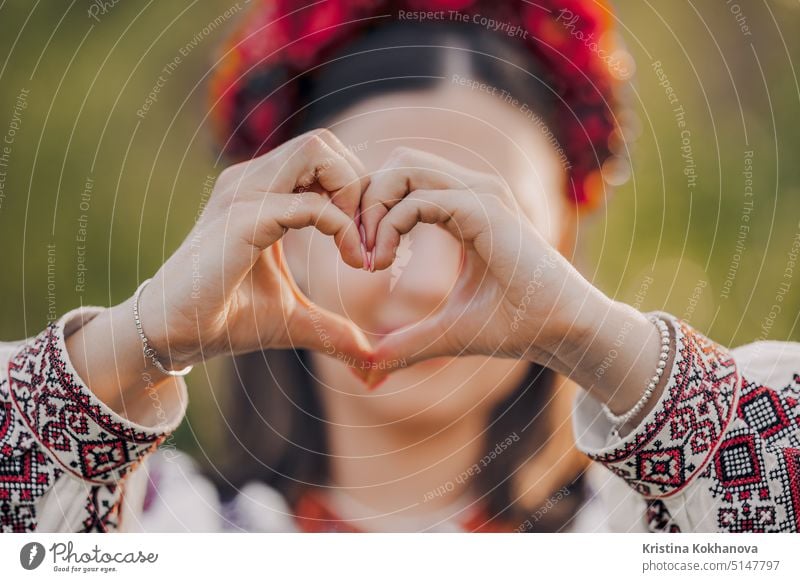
[138,130,607,387]
[358,147,606,387]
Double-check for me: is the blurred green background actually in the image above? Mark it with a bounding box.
[0,1,798,455]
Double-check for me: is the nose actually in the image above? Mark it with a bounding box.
[372,224,462,333]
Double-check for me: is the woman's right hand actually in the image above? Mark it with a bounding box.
[137,129,373,372]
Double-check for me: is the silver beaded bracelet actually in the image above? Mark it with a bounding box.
[601,314,670,431]
[133,278,194,377]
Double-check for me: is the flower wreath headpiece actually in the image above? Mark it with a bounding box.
[209,0,635,210]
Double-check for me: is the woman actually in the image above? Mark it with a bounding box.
[2,0,798,534]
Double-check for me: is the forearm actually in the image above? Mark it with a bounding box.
[548,299,674,433]
[64,295,175,418]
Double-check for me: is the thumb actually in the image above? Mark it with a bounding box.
[288,303,374,383]
[366,314,457,389]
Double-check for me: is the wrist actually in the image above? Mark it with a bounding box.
[548,296,649,387]
[545,289,617,372]
[107,298,176,380]
[552,299,672,428]
[66,301,173,415]
[133,279,202,370]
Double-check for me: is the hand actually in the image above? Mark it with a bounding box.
[358,147,614,386]
[138,129,373,372]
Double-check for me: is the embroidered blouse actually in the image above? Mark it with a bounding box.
[1,305,798,533]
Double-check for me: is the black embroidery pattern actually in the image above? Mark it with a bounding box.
[1,322,168,531]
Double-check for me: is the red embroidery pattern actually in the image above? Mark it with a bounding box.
[704,377,800,532]
[3,312,799,532]
[82,484,122,532]
[1,322,169,532]
[589,316,740,497]
[0,372,59,532]
[587,313,800,532]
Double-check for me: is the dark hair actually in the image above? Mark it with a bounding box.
[296,21,556,131]
[208,21,587,530]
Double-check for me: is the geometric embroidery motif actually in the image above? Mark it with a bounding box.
[588,312,800,532]
[708,429,780,533]
[637,447,684,487]
[706,375,800,532]
[588,314,739,497]
[6,323,165,484]
[781,448,800,531]
[82,484,122,532]
[646,499,681,532]
[738,386,791,440]
[3,301,799,534]
[1,315,173,532]
[79,440,129,479]
[715,433,762,488]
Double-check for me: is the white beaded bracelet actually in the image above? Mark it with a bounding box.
[601,314,670,432]
[133,278,194,377]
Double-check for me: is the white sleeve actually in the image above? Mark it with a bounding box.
[0,306,188,532]
[572,310,800,532]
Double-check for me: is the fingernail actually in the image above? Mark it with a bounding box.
[368,250,375,272]
[360,241,369,271]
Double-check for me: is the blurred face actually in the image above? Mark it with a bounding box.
[283,84,571,424]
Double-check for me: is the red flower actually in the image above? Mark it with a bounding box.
[407,0,476,10]
[284,0,352,65]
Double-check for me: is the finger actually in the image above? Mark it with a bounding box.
[288,303,374,382]
[371,189,489,271]
[234,191,365,270]
[366,315,455,388]
[272,192,365,269]
[313,130,371,255]
[360,147,476,251]
[314,129,371,203]
[239,129,365,221]
[291,130,365,221]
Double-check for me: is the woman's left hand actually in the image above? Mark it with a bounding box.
[358,147,613,385]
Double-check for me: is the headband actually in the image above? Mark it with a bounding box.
[209,0,633,209]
